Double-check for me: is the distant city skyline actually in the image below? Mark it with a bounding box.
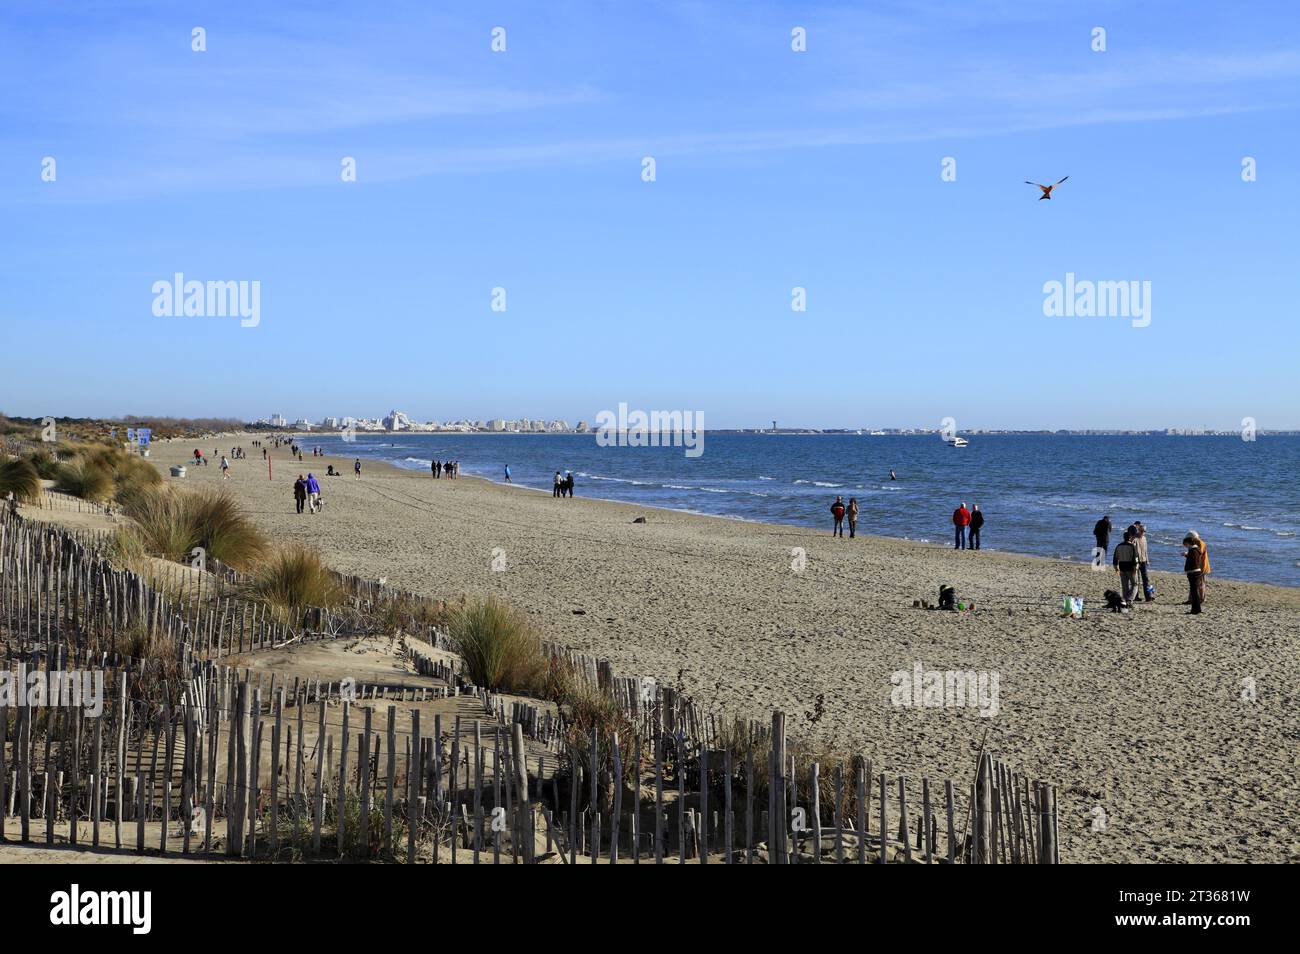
[2,1,1298,427]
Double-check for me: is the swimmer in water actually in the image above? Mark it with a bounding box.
[889,469,897,481]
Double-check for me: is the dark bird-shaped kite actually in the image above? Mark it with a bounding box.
[1026,176,1068,200]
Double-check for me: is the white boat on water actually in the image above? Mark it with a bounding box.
[948,437,969,447]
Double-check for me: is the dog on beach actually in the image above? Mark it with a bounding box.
[1103,589,1127,613]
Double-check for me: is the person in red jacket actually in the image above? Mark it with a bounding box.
[830,496,846,537]
[952,502,971,549]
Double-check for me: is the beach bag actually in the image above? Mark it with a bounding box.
[1062,596,1084,618]
[1144,583,1155,599]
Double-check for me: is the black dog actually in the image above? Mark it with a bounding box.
[1103,590,1126,613]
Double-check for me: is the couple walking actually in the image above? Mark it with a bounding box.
[553,470,575,498]
[293,473,322,514]
[830,496,859,537]
[952,502,984,549]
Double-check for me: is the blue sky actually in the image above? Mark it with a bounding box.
[2,0,1297,429]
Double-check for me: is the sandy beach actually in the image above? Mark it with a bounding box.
[148,437,1300,863]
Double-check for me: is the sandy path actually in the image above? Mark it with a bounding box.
[145,436,1300,863]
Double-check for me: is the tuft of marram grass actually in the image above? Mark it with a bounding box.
[448,595,546,693]
[106,525,147,571]
[110,451,162,505]
[123,485,267,569]
[0,456,42,503]
[25,449,61,479]
[242,544,343,624]
[55,458,114,501]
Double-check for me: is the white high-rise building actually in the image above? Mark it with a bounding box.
[383,410,412,431]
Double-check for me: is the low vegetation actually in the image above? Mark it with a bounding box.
[448,595,546,693]
[0,456,42,503]
[123,485,268,569]
[54,457,115,502]
[242,544,343,624]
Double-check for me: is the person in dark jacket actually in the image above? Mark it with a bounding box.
[564,471,575,497]
[830,496,845,537]
[293,475,307,514]
[1112,530,1140,606]
[1182,533,1203,614]
[969,505,984,550]
[1093,515,1113,556]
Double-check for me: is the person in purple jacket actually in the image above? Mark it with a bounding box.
[306,472,321,514]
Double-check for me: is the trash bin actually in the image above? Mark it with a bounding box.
[170,465,187,478]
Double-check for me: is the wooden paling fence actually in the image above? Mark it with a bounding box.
[0,507,1061,863]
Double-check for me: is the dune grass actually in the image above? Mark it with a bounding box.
[0,456,42,503]
[123,485,267,569]
[54,457,115,502]
[109,451,162,505]
[25,448,60,479]
[448,595,546,693]
[242,544,343,624]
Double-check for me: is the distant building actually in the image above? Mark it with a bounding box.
[575,420,589,432]
[383,410,411,431]
[270,413,287,428]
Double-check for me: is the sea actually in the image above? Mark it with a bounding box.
[298,432,1300,588]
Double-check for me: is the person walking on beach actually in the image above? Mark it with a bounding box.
[1182,533,1204,614]
[220,455,231,479]
[306,473,321,513]
[1113,530,1140,607]
[953,502,971,549]
[1093,515,1113,557]
[553,471,563,498]
[354,459,361,481]
[969,504,984,550]
[847,497,859,538]
[565,471,575,497]
[1134,522,1153,601]
[1183,530,1210,605]
[293,475,307,514]
[830,496,846,537]
[504,464,512,483]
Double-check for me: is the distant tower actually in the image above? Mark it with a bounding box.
[772,420,777,432]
